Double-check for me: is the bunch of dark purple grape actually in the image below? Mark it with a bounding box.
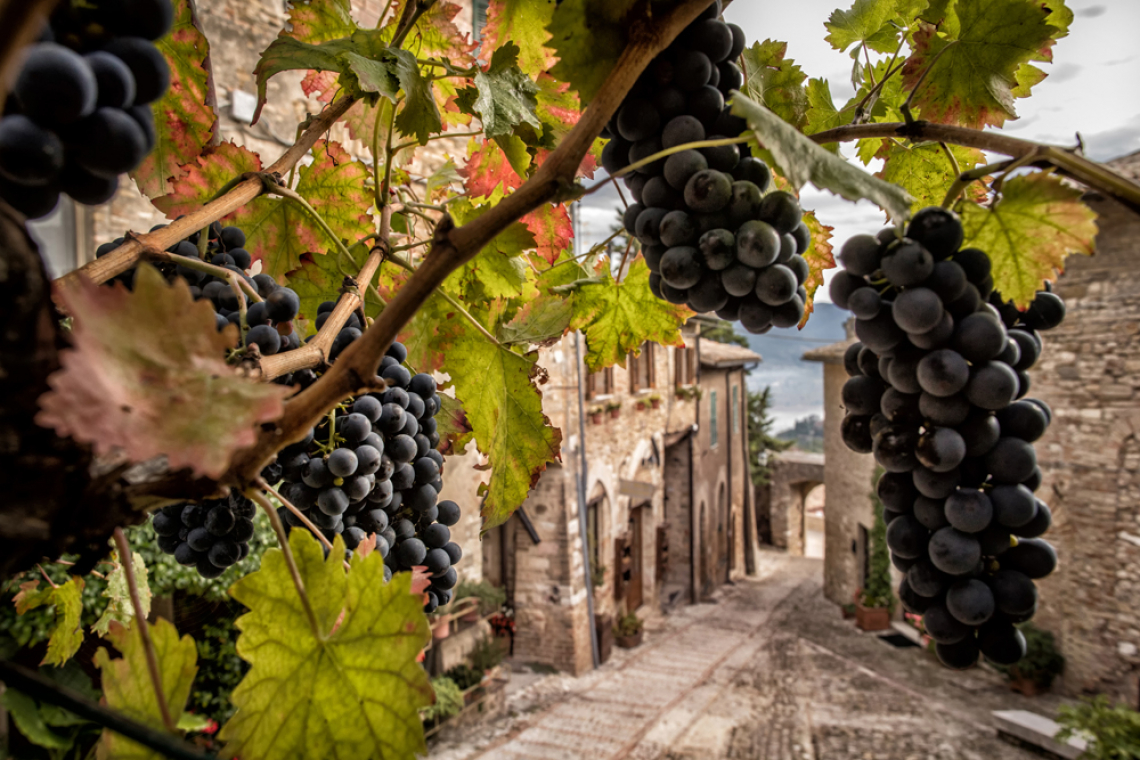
[97,221,322,385]
[0,0,173,219]
[603,0,813,333]
[832,206,1065,670]
[151,493,258,579]
[274,340,462,612]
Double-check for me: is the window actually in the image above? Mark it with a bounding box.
[732,385,740,435]
[629,342,655,392]
[587,499,600,571]
[674,344,697,386]
[473,0,490,39]
[709,389,718,447]
[585,366,613,399]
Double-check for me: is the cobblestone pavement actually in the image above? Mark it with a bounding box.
[431,552,1063,760]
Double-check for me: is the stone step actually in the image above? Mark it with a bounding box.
[992,710,1088,760]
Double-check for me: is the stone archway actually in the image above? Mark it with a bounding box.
[764,451,825,557]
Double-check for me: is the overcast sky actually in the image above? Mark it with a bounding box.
[578,0,1140,302]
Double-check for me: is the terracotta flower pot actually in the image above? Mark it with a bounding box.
[590,413,603,425]
[608,408,620,419]
[1009,677,1041,697]
[615,629,643,648]
[855,604,891,632]
[432,619,450,640]
[650,399,661,409]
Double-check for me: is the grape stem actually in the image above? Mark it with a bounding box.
[579,135,754,199]
[258,479,351,571]
[248,489,324,640]
[941,159,1011,208]
[809,122,1140,214]
[111,527,177,735]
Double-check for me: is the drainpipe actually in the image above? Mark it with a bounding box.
[573,330,600,669]
[725,368,733,583]
[688,425,697,605]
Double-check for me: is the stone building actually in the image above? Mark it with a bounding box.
[479,331,761,675]
[805,151,1140,708]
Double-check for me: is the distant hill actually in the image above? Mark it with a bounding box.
[743,302,848,430]
[776,415,825,453]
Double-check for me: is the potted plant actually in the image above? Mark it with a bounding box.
[606,401,621,419]
[453,579,507,622]
[422,676,464,729]
[590,562,606,591]
[841,602,856,620]
[856,471,894,632]
[636,399,648,411]
[588,405,604,425]
[615,612,643,648]
[431,615,451,640]
[469,635,505,677]
[649,394,661,409]
[1057,695,1140,759]
[991,623,1064,695]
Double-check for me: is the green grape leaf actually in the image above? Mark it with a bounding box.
[92,552,151,637]
[391,48,443,144]
[880,141,986,211]
[799,210,836,327]
[803,78,852,149]
[571,258,691,371]
[286,245,387,337]
[958,172,1096,308]
[445,337,562,530]
[251,36,354,124]
[296,139,374,254]
[471,42,541,139]
[741,40,809,131]
[733,94,913,221]
[825,0,928,56]
[36,266,288,479]
[11,578,85,667]
[547,0,637,102]
[96,619,197,760]
[425,159,462,201]
[386,0,478,64]
[482,0,557,77]
[498,251,593,347]
[1,690,75,750]
[342,52,401,100]
[900,0,1065,129]
[219,531,433,760]
[131,0,216,198]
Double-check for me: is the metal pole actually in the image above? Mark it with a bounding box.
[574,329,601,669]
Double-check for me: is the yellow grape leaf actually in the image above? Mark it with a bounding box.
[959,172,1097,308]
[880,142,987,211]
[93,552,152,637]
[37,266,289,479]
[798,210,836,327]
[96,619,198,760]
[219,531,433,760]
[14,577,85,666]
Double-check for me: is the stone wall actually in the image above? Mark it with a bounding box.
[765,451,825,556]
[804,342,877,606]
[1029,185,1140,707]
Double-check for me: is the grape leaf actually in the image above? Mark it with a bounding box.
[219,531,433,760]
[798,210,836,327]
[879,141,986,211]
[803,78,852,148]
[825,0,928,56]
[132,0,216,198]
[13,578,85,666]
[522,203,573,265]
[1,690,74,750]
[95,619,197,760]
[460,138,523,200]
[534,73,586,145]
[900,0,1063,129]
[434,391,473,455]
[286,245,387,336]
[386,0,477,65]
[296,139,374,255]
[469,43,541,139]
[498,251,594,347]
[571,258,691,371]
[958,172,1096,308]
[286,0,357,43]
[481,0,557,77]
[547,0,637,102]
[37,266,289,479]
[92,552,151,637]
[733,94,913,221]
[741,40,809,131]
[390,48,443,144]
[425,159,462,201]
[152,140,263,219]
[445,336,562,530]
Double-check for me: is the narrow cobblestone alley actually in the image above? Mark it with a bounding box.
[431,553,1061,760]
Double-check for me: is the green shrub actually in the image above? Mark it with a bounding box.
[991,623,1065,689]
[444,664,484,690]
[423,677,464,723]
[188,609,250,726]
[1056,695,1140,760]
[615,612,642,636]
[862,469,894,611]
[453,579,506,616]
[469,635,504,673]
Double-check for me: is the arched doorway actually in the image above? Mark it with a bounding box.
[698,501,710,598]
[716,482,729,583]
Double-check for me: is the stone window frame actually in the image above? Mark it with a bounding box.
[674,344,698,387]
[629,342,655,393]
[585,366,614,400]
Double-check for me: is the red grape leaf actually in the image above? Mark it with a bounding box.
[152,140,263,218]
[131,0,217,198]
[460,138,524,200]
[482,0,557,77]
[286,0,357,43]
[570,258,691,371]
[37,266,288,479]
[522,203,573,265]
[387,0,476,65]
[900,0,1066,129]
[797,210,835,328]
[958,172,1097,308]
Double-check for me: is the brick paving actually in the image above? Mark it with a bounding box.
[431,553,1064,760]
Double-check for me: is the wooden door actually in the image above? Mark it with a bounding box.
[627,505,645,610]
